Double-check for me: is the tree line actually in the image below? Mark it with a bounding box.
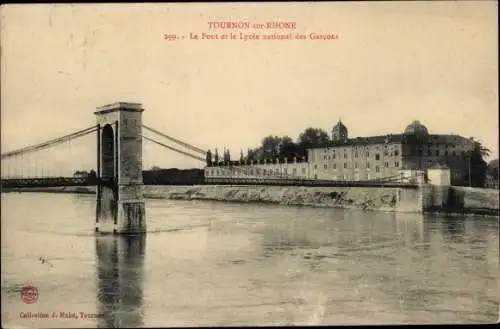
[210,127,331,163]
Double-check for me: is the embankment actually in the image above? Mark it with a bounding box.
[144,185,405,212]
[2,185,498,215]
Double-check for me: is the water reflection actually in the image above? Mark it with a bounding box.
[261,210,429,257]
[440,216,466,243]
[95,235,145,328]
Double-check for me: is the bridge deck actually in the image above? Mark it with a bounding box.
[1,177,419,189]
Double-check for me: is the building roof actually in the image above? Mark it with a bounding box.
[332,120,347,131]
[308,133,473,149]
[322,134,405,148]
[404,120,429,135]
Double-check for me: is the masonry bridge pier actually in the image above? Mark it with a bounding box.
[95,103,146,234]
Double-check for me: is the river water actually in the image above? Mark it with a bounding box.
[1,192,498,327]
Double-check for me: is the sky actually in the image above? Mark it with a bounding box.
[1,2,498,174]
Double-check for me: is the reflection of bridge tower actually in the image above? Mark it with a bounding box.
[96,235,145,327]
[95,102,146,234]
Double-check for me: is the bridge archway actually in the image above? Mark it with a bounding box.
[101,124,115,179]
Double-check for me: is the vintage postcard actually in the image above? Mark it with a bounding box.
[1,2,498,328]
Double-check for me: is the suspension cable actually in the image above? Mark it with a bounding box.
[142,125,207,155]
[1,125,98,159]
[142,135,206,162]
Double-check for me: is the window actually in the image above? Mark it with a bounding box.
[301,168,305,174]
[284,168,288,175]
[375,166,380,172]
[375,154,380,160]
[355,162,358,169]
[428,150,431,156]
[333,163,336,169]
[436,150,439,156]
[445,150,448,156]
[293,168,297,175]
[452,151,456,156]
[344,153,347,159]
[344,163,347,168]
[366,152,370,157]
[324,164,328,170]
[314,165,317,169]
[385,161,389,167]
[395,161,399,167]
[355,152,358,158]
[384,151,388,156]
[332,154,336,159]
[395,150,399,156]
[367,162,370,169]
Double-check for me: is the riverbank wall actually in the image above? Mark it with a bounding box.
[3,184,498,215]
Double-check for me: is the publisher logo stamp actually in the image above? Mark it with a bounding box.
[21,285,38,304]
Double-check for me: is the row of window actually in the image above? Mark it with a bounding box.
[321,151,401,161]
[426,150,465,156]
[207,167,307,176]
[316,161,400,170]
[317,147,471,159]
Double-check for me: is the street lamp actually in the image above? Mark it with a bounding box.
[466,152,472,187]
[468,155,471,187]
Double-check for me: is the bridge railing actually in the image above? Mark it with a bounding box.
[203,177,419,188]
[0,176,119,188]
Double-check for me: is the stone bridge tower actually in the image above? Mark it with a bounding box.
[95,102,146,234]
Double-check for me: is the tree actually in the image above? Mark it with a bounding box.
[465,140,490,187]
[206,149,212,166]
[150,165,161,171]
[214,148,219,163]
[261,135,282,159]
[486,159,499,188]
[487,159,499,180]
[223,148,231,162]
[278,136,294,155]
[297,127,330,147]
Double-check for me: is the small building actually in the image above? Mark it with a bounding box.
[427,165,451,186]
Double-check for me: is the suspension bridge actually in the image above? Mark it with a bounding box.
[1,102,418,234]
[1,107,417,190]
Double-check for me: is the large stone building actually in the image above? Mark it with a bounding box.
[205,120,476,186]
